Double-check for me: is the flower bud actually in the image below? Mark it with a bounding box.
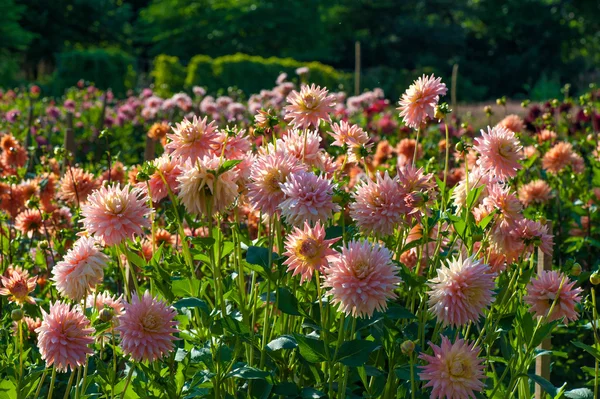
[401,340,415,355]
[484,106,493,116]
[591,272,600,285]
[571,263,582,277]
[11,309,24,322]
[99,308,114,323]
[39,240,49,250]
[455,141,465,153]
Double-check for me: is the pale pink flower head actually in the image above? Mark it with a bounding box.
[518,179,553,207]
[166,116,218,162]
[497,114,525,134]
[524,270,582,322]
[36,302,95,372]
[52,236,109,301]
[248,151,306,217]
[88,291,124,318]
[279,170,339,226]
[473,125,523,179]
[427,255,495,327]
[212,128,251,160]
[0,267,37,305]
[350,171,408,236]
[177,156,239,216]
[515,219,553,256]
[278,129,323,168]
[116,291,179,362]
[481,184,523,225]
[419,336,486,399]
[283,221,339,284]
[15,209,44,238]
[322,240,401,318]
[284,84,335,129]
[329,120,372,163]
[451,167,497,208]
[397,74,447,129]
[145,154,182,202]
[81,183,151,246]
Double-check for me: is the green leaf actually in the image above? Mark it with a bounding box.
[173,297,210,315]
[218,159,243,175]
[527,374,558,397]
[572,341,600,361]
[227,363,270,380]
[336,340,380,367]
[0,379,17,399]
[395,364,420,381]
[531,321,558,347]
[384,304,416,320]
[190,237,215,248]
[301,388,326,398]
[276,287,302,316]
[293,334,327,363]
[565,388,594,399]
[246,246,278,269]
[171,278,200,297]
[267,335,298,351]
[175,348,188,362]
[219,316,251,336]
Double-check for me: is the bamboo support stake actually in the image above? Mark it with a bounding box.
[64,112,76,159]
[535,221,553,399]
[451,64,459,117]
[354,41,361,96]
[144,136,156,161]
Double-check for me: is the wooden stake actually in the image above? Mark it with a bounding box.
[535,221,553,399]
[144,136,156,161]
[64,112,76,159]
[354,41,361,96]
[451,64,459,117]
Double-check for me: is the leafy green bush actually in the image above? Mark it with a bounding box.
[185,55,214,91]
[151,54,186,97]
[53,48,136,96]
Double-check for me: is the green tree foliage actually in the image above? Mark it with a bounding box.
[0,0,34,85]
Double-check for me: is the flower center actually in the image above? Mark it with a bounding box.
[303,94,318,110]
[354,261,371,279]
[498,143,513,157]
[142,313,160,332]
[449,359,466,377]
[298,238,319,260]
[105,194,127,215]
[11,279,28,299]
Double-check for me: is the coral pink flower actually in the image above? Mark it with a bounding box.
[284,84,336,129]
[396,138,423,166]
[451,167,497,208]
[481,184,523,224]
[248,151,306,217]
[0,267,37,305]
[473,126,523,179]
[52,237,109,301]
[177,156,239,216]
[36,302,95,372]
[13,316,42,337]
[542,142,583,174]
[419,336,486,399]
[166,116,218,162]
[350,172,407,236]
[15,209,44,237]
[322,240,401,318]
[329,121,372,163]
[59,167,100,205]
[144,154,182,202]
[283,221,339,284]
[278,129,324,168]
[397,74,447,129]
[116,291,179,362]
[497,114,525,133]
[88,291,124,318]
[518,179,553,207]
[524,270,582,322]
[279,170,339,226]
[81,183,151,246]
[515,219,553,256]
[427,256,495,327]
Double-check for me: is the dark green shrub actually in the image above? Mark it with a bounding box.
[151,54,186,97]
[185,55,214,91]
[53,48,136,96]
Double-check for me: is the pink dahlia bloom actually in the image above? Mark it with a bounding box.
[52,236,109,301]
[497,114,525,134]
[473,126,523,179]
[177,156,239,216]
[524,270,582,322]
[81,183,151,246]
[165,116,218,162]
[283,221,339,284]
[419,336,486,399]
[427,256,495,327]
[145,154,182,202]
[397,74,447,129]
[116,291,179,362]
[350,172,407,236]
[284,84,335,129]
[279,170,339,226]
[322,240,401,318]
[329,121,373,163]
[248,151,306,217]
[36,302,95,372]
[451,167,498,208]
[278,129,324,168]
[88,291,124,318]
[515,219,553,256]
[518,179,553,207]
[0,266,37,305]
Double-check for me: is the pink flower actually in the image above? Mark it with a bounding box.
[81,183,151,246]
[36,302,95,372]
[419,336,486,399]
[52,237,109,301]
[283,221,339,284]
[177,156,239,216]
[518,179,553,207]
[0,267,37,305]
[248,151,306,217]
[165,116,218,162]
[322,240,400,318]
[278,129,324,168]
[451,167,498,208]
[397,74,447,129]
[473,126,523,179]
[524,270,582,322]
[116,291,179,362]
[145,154,182,202]
[497,114,525,133]
[350,172,408,236]
[329,121,372,163]
[284,84,335,129]
[427,256,495,327]
[87,291,124,318]
[279,170,339,226]
[515,219,553,256]
[59,167,100,205]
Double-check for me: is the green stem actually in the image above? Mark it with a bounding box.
[34,369,48,399]
[63,371,76,399]
[47,367,57,399]
[120,364,135,399]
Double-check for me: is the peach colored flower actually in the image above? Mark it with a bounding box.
[397,74,447,129]
[518,180,553,207]
[497,114,525,133]
[59,167,100,205]
[284,84,335,129]
[166,116,218,162]
[0,267,37,305]
[473,125,523,179]
[524,270,582,322]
